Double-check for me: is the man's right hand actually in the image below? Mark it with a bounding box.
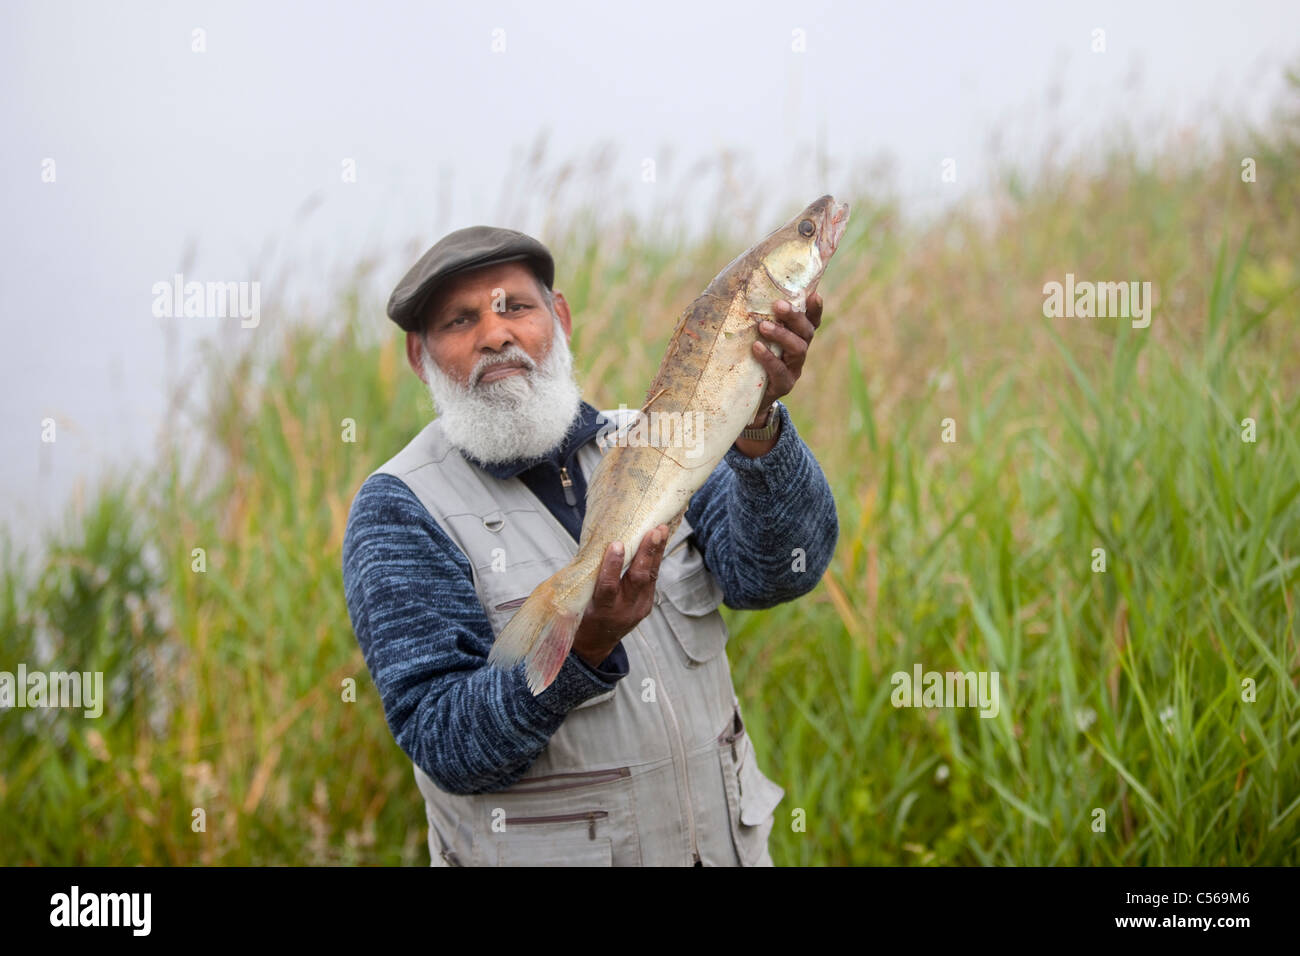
[571,524,671,669]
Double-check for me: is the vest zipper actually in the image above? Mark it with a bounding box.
[558,465,577,506]
[719,710,742,762]
[508,767,631,794]
[504,810,608,840]
[634,627,701,865]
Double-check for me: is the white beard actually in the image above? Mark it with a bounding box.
[419,316,583,465]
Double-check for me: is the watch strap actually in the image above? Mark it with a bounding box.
[740,402,781,441]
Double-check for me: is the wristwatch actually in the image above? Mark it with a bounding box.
[740,401,781,441]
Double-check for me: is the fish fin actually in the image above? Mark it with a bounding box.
[525,612,580,695]
[487,576,582,695]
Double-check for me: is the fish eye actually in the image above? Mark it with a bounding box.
[798,219,815,237]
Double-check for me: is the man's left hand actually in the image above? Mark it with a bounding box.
[748,291,824,426]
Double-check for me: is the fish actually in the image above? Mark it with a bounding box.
[488,194,851,693]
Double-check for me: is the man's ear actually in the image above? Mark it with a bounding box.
[406,332,428,383]
[553,291,573,340]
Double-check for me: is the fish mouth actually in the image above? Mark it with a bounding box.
[819,200,850,259]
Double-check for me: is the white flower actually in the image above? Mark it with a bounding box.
[1158,705,1176,734]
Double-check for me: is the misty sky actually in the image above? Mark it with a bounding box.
[2,0,1298,549]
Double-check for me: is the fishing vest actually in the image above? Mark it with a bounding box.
[371,411,786,866]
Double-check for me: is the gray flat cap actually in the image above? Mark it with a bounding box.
[387,225,555,332]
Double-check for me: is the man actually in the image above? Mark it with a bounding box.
[342,225,838,866]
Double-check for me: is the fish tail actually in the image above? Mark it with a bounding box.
[487,566,594,695]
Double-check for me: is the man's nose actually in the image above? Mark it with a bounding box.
[475,307,517,352]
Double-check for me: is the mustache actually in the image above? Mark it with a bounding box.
[470,345,538,387]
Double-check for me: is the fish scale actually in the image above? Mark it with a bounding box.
[488,194,851,694]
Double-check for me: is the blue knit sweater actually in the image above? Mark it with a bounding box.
[341,400,838,795]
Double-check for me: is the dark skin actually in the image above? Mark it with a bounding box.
[733,293,825,457]
[405,261,825,669]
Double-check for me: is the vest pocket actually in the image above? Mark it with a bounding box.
[473,769,640,866]
[499,837,616,868]
[487,812,620,867]
[497,835,613,866]
[478,558,566,637]
[657,562,729,665]
[496,812,613,866]
[717,710,785,866]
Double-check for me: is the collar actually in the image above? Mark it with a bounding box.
[467,401,609,479]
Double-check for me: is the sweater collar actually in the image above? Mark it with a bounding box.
[462,401,609,479]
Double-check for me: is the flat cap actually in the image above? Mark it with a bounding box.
[386,226,555,332]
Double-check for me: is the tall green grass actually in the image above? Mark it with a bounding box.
[3,88,1298,865]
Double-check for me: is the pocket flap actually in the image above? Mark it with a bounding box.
[660,564,725,617]
[657,564,728,665]
[739,767,786,826]
[738,737,785,826]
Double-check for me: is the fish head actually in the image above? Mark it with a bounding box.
[757,194,851,301]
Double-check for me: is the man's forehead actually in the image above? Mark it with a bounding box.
[428,263,544,316]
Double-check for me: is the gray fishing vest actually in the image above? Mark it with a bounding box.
[371,411,785,866]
